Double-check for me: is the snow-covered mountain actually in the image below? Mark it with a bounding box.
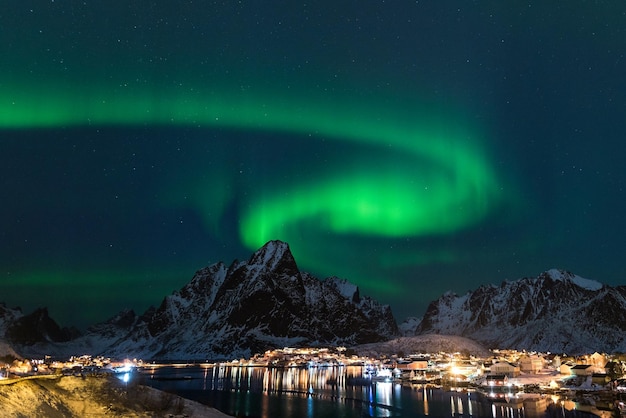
[6,255,625,359]
[0,304,24,358]
[0,304,22,337]
[403,269,626,354]
[24,240,396,360]
[0,304,82,358]
[5,308,79,345]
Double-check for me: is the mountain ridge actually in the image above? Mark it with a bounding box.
[2,249,625,359]
[6,240,398,360]
[402,269,626,354]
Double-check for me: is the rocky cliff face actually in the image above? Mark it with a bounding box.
[0,304,22,337]
[4,307,78,346]
[87,240,397,359]
[403,269,626,354]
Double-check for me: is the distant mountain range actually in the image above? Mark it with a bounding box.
[1,242,625,359]
[400,269,626,354]
[3,241,397,360]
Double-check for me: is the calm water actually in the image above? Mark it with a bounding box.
[133,365,603,418]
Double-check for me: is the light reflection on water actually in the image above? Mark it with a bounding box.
[135,365,598,418]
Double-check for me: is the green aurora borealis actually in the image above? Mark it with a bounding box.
[2,1,625,327]
[2,81,506,292]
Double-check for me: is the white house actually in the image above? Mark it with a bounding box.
[491,362,520,377]
[571,364,593,377]
[559,363,575,375]
[519,355,543,374]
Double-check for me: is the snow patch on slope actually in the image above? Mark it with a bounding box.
[546,268,603,291]
[326,277,358,300]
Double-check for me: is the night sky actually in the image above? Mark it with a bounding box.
[1,2,625,329]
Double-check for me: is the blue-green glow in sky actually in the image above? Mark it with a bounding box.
[1,1,624,327]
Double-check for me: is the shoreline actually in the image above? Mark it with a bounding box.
[0,374,233,417]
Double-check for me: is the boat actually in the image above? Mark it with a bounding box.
[371,368,394,382]
[150,375,195,381]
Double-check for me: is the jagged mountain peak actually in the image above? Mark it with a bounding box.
[247,240,299,275]
[0,304,23,338]
[502,268,604,293]
[5,308,78,345]
[101,309,137,328]
[409,269,626,354]
[65,240,399,360]
[325,276,360,302]
[541,268,603,291]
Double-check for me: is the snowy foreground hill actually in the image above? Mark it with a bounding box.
[401,269,626,354]
[355,334,491,358]
[0,375,230,417]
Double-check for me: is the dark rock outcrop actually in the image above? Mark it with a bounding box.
[6,308,79,345]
